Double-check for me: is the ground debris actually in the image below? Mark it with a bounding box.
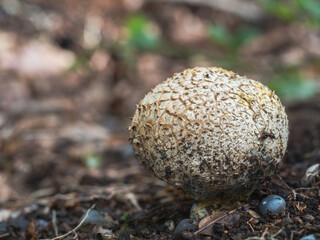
[0,0,319,239]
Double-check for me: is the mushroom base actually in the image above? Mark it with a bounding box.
[183,180,259,201]
[190,192,252,220]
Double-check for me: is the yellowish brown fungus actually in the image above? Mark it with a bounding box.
[129,67,289,218]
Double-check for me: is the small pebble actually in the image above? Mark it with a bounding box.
[300,233,320,240]
[165,220,175,232]
[36,219,49,229]
[302,215,315,222]
[0,210,12,222]
[258,195,286,217]
[301,164,320,186]
[190,203,210,220]
[81,210,107,226]
[173,219,198,240]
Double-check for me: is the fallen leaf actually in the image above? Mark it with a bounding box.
[195,204,247,236]
[25,219,37,240]
[199,211,227,229]
[247,209,261,219]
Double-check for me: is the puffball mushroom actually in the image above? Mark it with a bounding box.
[129,67,289,200]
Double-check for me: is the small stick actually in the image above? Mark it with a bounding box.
[270,228,284,240]
[41,204,96,240]
[0,233,10,239]
[261,227,269,238]
[72,231,78,239]
[195,204,248,235]
[247,220,255,232]
[276,175,292,190]
[52,210,59,237]
[276,175,299,200]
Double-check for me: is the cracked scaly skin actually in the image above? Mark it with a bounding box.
[129,67,289,200]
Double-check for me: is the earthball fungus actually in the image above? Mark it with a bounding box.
[129,67,289,200]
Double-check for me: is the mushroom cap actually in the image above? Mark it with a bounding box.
[129,67,289,200]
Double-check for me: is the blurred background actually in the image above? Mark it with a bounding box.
[0,0,320,238]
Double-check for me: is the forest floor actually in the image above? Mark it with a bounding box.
[0,0,320,239]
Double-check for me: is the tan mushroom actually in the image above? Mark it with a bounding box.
[129,67,289,216]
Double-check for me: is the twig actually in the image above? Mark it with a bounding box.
[276,175,299,200]
[194,204,248,235]
[41,204,96,240]
[261,227,269,238]
[125,192,142,211]
[146,0,264,21]
[245,227,269,240]
[245,237,264,240]
[0,233,10,239]
[247,221,255,232]
[290,230,304,240]
[270,228,284,240]
[52,210,59,237]
[294,187,313,191]
[246,227,283,240]
[72,231,78,239]
[276,175,314,200]
[276,175,293,190]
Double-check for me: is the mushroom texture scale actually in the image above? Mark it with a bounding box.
[129,67,289,200]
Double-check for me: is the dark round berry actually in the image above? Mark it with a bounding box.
[258,195,286,217]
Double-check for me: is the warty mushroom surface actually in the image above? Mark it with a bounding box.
[129,67,289,200]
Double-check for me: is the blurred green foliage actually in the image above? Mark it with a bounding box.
[116,10,319,102]
[120,212,130,222]
[296,0,320,27]
[261,0,296,21]
[208,24,231,47]
[84,154,102,169]
[207,24,260,70]
[296,0,320,19]
[268,73,318,101]
[259,0,320,26]
[113,14,161,68]
[125,14,160,50]
[208,24,259,52]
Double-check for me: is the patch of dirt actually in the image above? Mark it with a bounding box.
[0,0,319,239]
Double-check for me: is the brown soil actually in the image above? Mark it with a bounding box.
[0,0,319,239]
